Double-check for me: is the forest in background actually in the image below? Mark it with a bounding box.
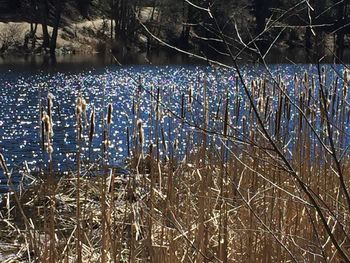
[0,0,349,62]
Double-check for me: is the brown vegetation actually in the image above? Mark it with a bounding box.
[1,65,350,262]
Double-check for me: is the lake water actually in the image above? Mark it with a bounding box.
[0,58,349,192]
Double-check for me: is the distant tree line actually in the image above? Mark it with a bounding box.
[0,0,349,59]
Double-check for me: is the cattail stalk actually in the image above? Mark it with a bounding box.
[75,96,83,263]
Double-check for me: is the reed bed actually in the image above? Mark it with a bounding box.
[0,66,350,262]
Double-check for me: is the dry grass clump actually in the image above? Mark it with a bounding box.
[1,67,350,262]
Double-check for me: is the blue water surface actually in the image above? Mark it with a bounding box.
[0,64,349,191]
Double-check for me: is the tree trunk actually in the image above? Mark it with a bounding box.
[110,0,114,40]
[40,0,50,49]
[305,27,312,50]
[150,0,156,21]
[31,23,38,49]
[50,0,64,55]
[335,1,347,60]
[253,0,270,53]
[182,1,193,50]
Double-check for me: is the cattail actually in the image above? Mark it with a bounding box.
[47,93,53,120]
[42,113,51,136]
[321,67,326,86]
[303,71,308,84]
[216,97,222,120]
[79,123,83,140]
[223,95,229,137]
[47,94,54,136]
[76,105,82,116]
[343,69,348,98]
[156,87,160,120]
[242,115,246,136]
[204,97,209,127]
[277,74,281,86]
[264,96,270,120]
[161,127,167,151]
[173,139,178,152]
[48,146,53,154]
[42,112,52,153]
[188,86,193,105]
[76,96,82,116]
[262,78,266,98]
[81,98,87,123]
[76,96,82,107]
[127,127,130,156]
[132,98,136,116]
[137,119,144,146]
[235,75,239,93]
[235,97,241,123]
[344,69,348,83]
[40,106,45,150]
[81,98,87,112]
[258,79,262,97]
[75,106,81,116]
[294,74,299,89]
[257,96,263,113]
[0,153,9,174]
[150,84,153,103]
[107,103,113,125]
[89,108,95,143]
[164,155,170,163]
[251,80,256,95]
[181,93,185,119]
[138,75,142,93]
[149,143,153,155]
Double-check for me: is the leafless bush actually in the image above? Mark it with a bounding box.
[0,23,25,51]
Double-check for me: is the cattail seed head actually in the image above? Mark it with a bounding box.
[294,74,298,84]
[161,127,167,151]
[76,96,82,107]
[137,119,144,146]
[89,108,95,143]
[81,98,87,113]
[303,71,308,84]
[47,93,53,119]
[188,86,193,105]
[251,80,256,88]
[173,139,178,151]
[107,103,113,125]
[149,143,153,155]
[344,69,348,84]
[242,115,246,126]
[343,70,348,98]
[76,105,82,116]
[138,75,142,93]
[76,96,83,117]
[132,98,136,115]
[42,113,51,135]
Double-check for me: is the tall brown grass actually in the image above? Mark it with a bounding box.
[0,67,350,262]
